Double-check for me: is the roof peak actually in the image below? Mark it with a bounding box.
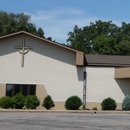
[0,31,83,54]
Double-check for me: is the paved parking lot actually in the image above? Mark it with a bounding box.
[0,112,130,130]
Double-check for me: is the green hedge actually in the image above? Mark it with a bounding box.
[42,95,55,110]
[122,95,130,110]
[65,95,82,110]
[25,95,40,109]
[12,93,25,109]
[0,96,13,109]
[101,97,117,110]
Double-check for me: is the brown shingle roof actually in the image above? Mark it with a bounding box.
[85,55,130,67]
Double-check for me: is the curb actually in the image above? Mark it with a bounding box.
[0,109,130,114]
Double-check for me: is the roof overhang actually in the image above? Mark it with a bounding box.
[85,55,130,67]
[115,67,130,79]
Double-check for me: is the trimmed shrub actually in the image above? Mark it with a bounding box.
[0,96,13,109]
[25,95,40,109]
[92,107,98,110]
[101,97,117,110]
[42,95,55,110]
[12,93,25,109]
[122,95,130,110]
[65,95,82,110]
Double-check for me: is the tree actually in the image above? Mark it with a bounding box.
[37,27,45,38]
[122,95,130,110]
[67,20,130,55]
[118,40,130,55]
[0,11,45,38]
[67,25,91,53]
[42,95,55,110]
[67,20,118,54]
[93,34,119,55]
[46,37,52,41]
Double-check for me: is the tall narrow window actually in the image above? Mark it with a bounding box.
[22,85,28,96]
[30,85,36,95]
[6,84,13,97]
[14,85,20,95]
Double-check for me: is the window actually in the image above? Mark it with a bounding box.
[6,84,13,97]
[6,84,36,97]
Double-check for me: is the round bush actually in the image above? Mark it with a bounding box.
[25,95,40,109]
[42,95,55,110]
[65,95,82,110]
[101,97,117,110]
[0,96,13,109]
[12,93,25,109]
[122,95,130,110]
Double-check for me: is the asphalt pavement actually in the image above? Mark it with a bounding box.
[0,112,130,130]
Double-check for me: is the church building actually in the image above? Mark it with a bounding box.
[0,31,130,110]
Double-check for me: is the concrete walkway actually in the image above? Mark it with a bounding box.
[0,109,130,114]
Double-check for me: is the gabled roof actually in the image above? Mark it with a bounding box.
[0,31,83,54]
[2,31,129,67]
[0,31,84,66]
[85,55,130,67]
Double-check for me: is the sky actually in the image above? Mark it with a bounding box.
[0,0,130,43]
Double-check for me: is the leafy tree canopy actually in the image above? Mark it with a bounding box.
[0,11,46,38]
[67,20,130,55]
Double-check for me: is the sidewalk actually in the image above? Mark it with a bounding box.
[0,109,130,114]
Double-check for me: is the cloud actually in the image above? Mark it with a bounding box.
[26,8,122,44]
[25,8,97,43]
